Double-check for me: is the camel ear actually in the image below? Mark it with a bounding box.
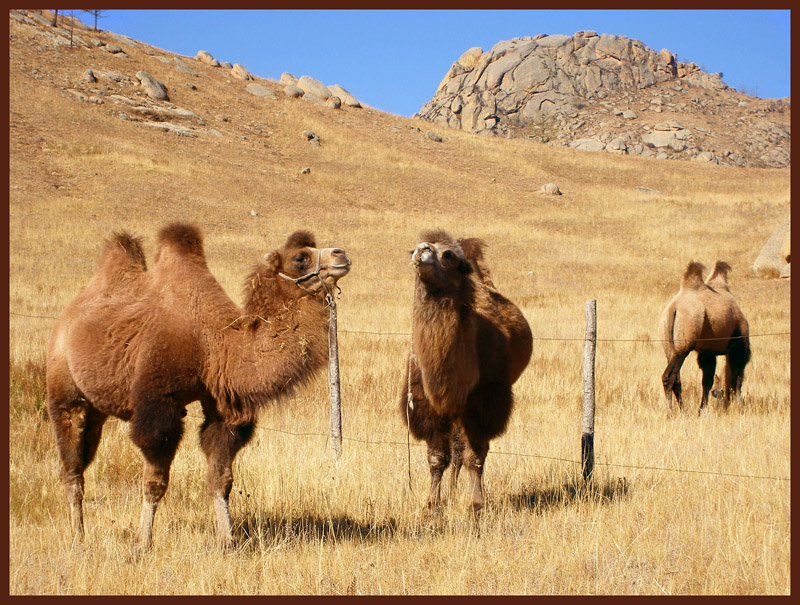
[264,251,281,272]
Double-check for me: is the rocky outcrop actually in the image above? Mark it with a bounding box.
[417,32,790,168]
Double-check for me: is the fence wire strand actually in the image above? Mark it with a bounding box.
[13,309,790,484]
[171,413,789,483]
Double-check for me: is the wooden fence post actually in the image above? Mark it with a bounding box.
[582,299,597,482]
[328,297,342,459]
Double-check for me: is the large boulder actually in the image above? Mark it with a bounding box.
[231,64,252,81]
[328,84,362,108]
[296,75,332,100]
[136,71,168,101]
[752,216,791,278]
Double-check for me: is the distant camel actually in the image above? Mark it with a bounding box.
[400,231,532,513]
[659,261,750,414]
[46,222,350,557]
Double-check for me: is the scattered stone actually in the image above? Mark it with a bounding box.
[174,58,198,76]
[245,83,276,98]
[569,138,605,152]
[327,84,362,108]
[250,209,258,217]
[633,186,664,195]
[280,72,298,86]
[82,69,97,84]
[104,44,124,54]
[196,50,220,67]
[300,167,311,175]
[303,131,320,145]
[220,62,233,70]
[143,122,197,137]
[284,85,304,98]
[300,91,325,106]
[231,64,252,81]
[540,183,562,195]
[326,96,342,110]
[426,131,443,142]
[136,71,169,101]
[694,151,719,164]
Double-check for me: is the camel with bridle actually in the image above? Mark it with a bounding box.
[46,222,350,557]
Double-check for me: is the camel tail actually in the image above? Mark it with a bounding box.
[155,222,205,260]
[680,261,706,290]
[705,261,731,285]
[661,306,678,356]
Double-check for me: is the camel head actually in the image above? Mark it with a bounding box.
[411,229,473,291]
[265,230,351,296]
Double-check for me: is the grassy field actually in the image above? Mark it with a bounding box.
[8,18,791,595]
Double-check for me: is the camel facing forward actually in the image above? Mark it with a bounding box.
[46,222,350,557]
[400,231,532,513]
[659,261,750,414]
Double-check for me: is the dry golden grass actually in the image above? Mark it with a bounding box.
[8,18,790,594]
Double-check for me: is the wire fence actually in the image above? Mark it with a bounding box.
[8,310,790,344]
[177,414,789,484]
[10,309,791,484]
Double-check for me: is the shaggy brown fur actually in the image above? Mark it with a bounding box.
[659,260,750,414]
[400,230,532,513]
[46,222,350,557]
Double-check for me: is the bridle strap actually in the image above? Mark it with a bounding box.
[278,250,332,298]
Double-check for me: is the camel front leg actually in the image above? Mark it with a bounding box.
[426,439,451,511]
[463,440,489,514]
[199,414,254,550]
[134,456,172,560]
[130,395,184,560]
[448,425,465,503]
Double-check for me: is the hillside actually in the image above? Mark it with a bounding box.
[9,10,790,596]
[417,32,790,168]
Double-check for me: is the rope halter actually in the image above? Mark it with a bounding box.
[278,249,348,300]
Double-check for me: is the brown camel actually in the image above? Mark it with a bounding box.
[400,230,532,513]
[46,222,350,556]
[659,260,750,414]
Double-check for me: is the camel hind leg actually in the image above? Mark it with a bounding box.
[199,400,254,550]
[725,335,751,410]
[661,352,688,413]
[47,367,108,545]
[696,351,717,415]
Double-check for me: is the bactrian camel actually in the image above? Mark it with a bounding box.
[400,230,532,513]
[46,222,351,556]
[659,260,750,414]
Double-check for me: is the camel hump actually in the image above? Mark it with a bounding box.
[100,231,147,271]
[459,237,495,288]
[286,230,316,249]
[680,261,706,290]
[156,222,205,260]
[706,261,731,286]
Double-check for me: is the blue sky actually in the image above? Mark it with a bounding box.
[80,9,790,117]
